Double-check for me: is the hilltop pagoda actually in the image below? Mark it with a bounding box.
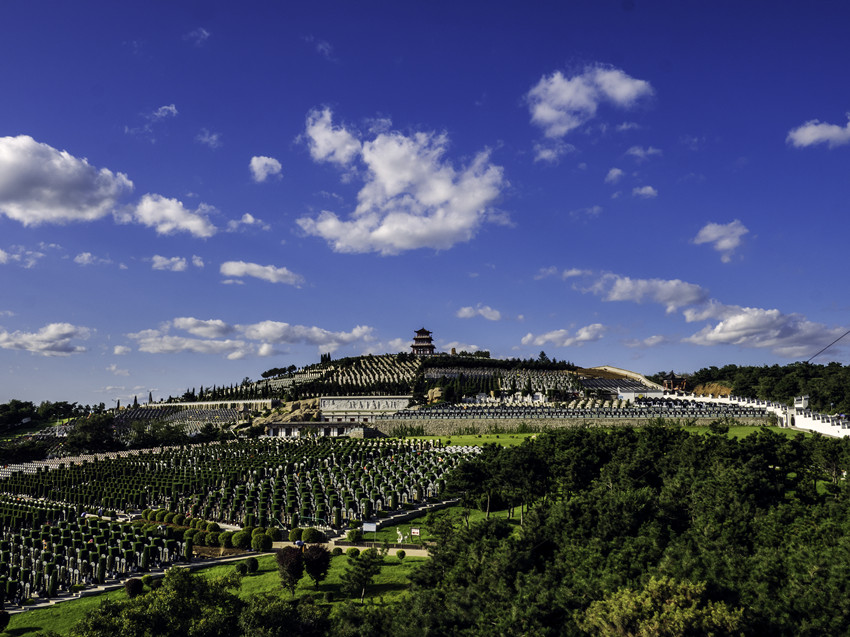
[411,328,437,357]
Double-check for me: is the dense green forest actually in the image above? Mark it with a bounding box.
[650,362,850,413]
[58,425,850,636]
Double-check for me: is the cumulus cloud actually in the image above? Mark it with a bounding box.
[0,322,90,356]
[442,341,480,353]
[533,140,576,163]
[605,167,624,184]
[693,219,749,263]
[0,135,133,226]
[624,334,669,348]
[787,114,850,148]
[632,185,658,198]
[240,321,373,353]
[172,317,235,338]
[521,323,607,347]
[132,194,217,237]
[106,363,129,376]
[625,145,662,161]
[526,64,653,139]
[534,267,590,280]
[128,329,251,359]
[590,273,709,313]
[151,255,187,272]
[298,108,505,254]
[74,252,112,266]
[195,129,222,149]
[192,255,204,268]
[250,156,282,182]
[685,306,846,358]
[220,261,304,286]
[456,304,502,321]
[304,108,362,166]
[227,213,271,232]
[113,345,131,355]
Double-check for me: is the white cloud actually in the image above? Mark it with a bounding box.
[132,194,217,237]
[195,129,222,149]
[184,28,210,46]
[616,122,641,132]
[74,252,111,266]
[113,345,131,355]
[128,329,251,359]
[534,267,590,281]
[0,136,133,226]
[0,322,90,356]
[192,255,204,268]
[151,255,188,272]
[526,64,653,139]
[693,219,749,263]
[239,321,374,353]
[685,306,846,358]
[304,108,362,166]
[172,317,235,338]
[298,108,505,254]
[632,185,658,198]
[0,249,7,264]
[624,334,669,348]
[220,261,304,286]
[227,213,271,232]
[441,341,480,353]
[388,337,407,351]
[107,363,129,376]
[250,156,282,182]
[787,114,850,148]
[533,141,576,163]
[591,273,709,313]
[124,105,178,139]
[151,105,178,120]
[604,167,624,184]
[625,145,662,161]
[456,304,502,321]
[521,323,607,347]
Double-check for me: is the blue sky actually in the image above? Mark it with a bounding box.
[2,1,849,406]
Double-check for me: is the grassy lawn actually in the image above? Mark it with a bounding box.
[6,553,426,636]
[683,425,807,439]
[413,426,804,449]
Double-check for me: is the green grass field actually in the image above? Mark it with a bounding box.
[6,552,426,636]
[413,425,805,449]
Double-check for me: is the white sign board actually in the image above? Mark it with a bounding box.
[410,527,420,536]
[362,522,377,533]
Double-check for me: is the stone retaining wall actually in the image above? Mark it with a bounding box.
[372,416,769,437]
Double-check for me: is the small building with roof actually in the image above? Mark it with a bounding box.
[411,328,437,357]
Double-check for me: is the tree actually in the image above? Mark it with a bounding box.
[340,547,384,603]
[276,547,304,596]
[66,413,121,453]
[66,568,243,637]
[578,576,744,637]
[303,544,331,589]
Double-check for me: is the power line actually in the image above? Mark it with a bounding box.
[806,329,850,364]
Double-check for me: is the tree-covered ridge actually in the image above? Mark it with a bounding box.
[336,426,850,636]
[651,362,850,413]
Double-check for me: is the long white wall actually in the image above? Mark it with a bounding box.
[666,393,850,438]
